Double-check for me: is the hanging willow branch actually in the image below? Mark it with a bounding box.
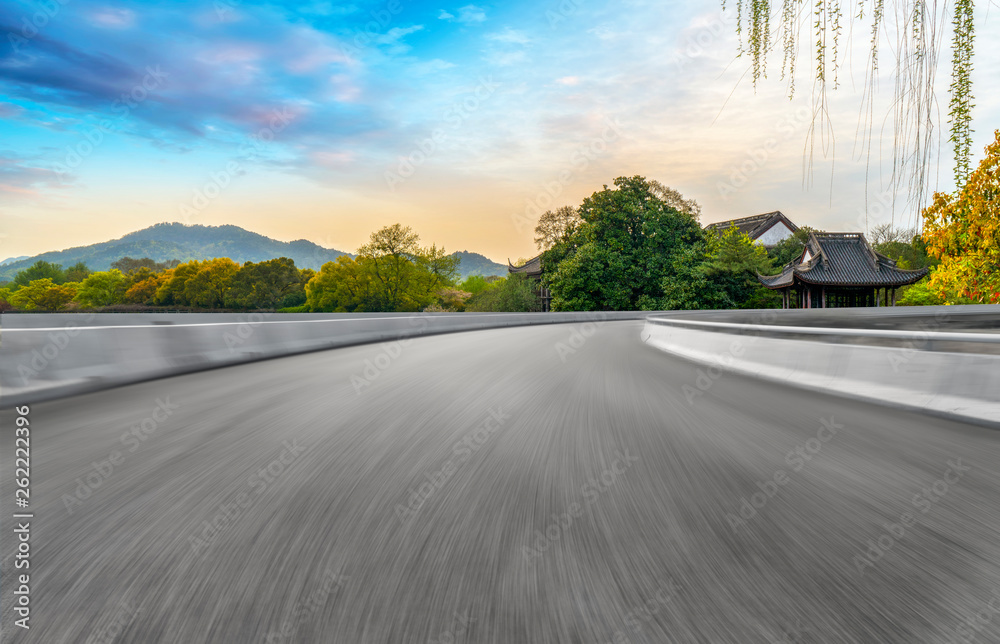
[725,0,976,226]
[949,0,975,186]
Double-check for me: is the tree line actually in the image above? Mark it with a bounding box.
[0,225,537,313]
[3,150,992,313]
[532,176,793,311]
[529,175,958,310]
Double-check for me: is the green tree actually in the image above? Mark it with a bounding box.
[412,244,460,308]
[305,256,376,312]
[919,129,1000,304]
[703,225,778,309]
[124,276,161,304]
[534,205,582,251]
[183,258,239,308]
[112,256,181,274]
[281,268,314,308]
[459,275,493,295]
[155,261,206,306]
[766,227,817,267]
[648,180,702,221]
[36,283,78,310]
[357,224,423,311]
[228,257,302,309]
[14,261,65,287]
[465,273,541,312]
[76,270,128,308]
[64,262,91,283]
[112,257,156,274]
[896,278,946,306]
[869,225,934,270]
[706,225,773,274]
[545,176,703,310]
[431,288,473,311]
[660,247,731,310]
[10,279,77,310]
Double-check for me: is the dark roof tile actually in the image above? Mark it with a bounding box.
[758,232,928,288]
[705,211,798,240]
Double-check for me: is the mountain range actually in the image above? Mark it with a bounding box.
[0,223,507,282]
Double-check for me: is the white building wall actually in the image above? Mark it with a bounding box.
[754,221,795,246]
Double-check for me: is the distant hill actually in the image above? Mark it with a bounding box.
[0,224,508,283]
[452,251,506,279]
[0,223,350,281]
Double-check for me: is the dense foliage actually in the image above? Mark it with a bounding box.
[539,176,777,311]
[304,225,460,312]
[917,129,1000,304]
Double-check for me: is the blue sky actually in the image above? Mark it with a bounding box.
[2,0,999,261]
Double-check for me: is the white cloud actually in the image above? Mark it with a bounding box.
[457,5,487,23]
[299,2,359,16]
[487,28,530,45]
[89,7,136,29]
[439,5,486,24]
[374,25,425,54]
[410,59,457,75]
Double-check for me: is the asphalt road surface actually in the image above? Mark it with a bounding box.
[3,320,999,643]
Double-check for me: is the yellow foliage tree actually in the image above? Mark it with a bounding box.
[921,130,1000,304]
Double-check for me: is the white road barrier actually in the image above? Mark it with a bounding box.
[643,308,1000,426]
[0,311,635,406]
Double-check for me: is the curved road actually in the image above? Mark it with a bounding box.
[3,320,1000,643]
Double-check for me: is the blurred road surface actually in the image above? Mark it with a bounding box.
[3,320,999,643]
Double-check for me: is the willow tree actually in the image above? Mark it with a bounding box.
[725,0,975,218]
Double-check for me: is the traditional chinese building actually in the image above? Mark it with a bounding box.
[507,255,552,312]
[758,232,929,308]
[704,211,798,247]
